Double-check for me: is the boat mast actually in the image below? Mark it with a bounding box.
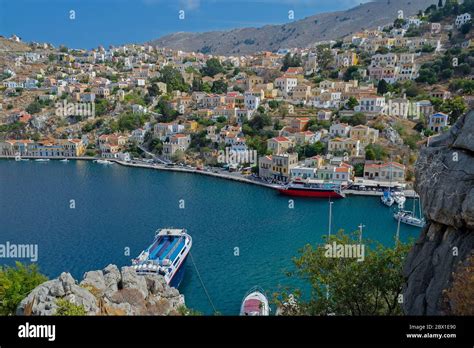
[358,224,365,243]
[328,200,334,237]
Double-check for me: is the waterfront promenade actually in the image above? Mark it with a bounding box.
[0,155,417,197]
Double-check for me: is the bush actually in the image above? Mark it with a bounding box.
[0,262,47,315]
[54,298,87,316]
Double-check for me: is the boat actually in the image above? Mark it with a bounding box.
[381,190,395,207]
[392,191,406,206]
[240,286,270,316]
[393,210,425,228]
[94,159,114,165]
[35,159,50,162]
[393,196,425,228]
[60,158,69,162]
[132,228,192,288]
[15,154,21,161]
[278,179,346,198]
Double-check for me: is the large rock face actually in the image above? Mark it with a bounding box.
[16,265,185,316]
[403,112,474,315]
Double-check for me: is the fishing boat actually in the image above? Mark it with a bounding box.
[278,179,345,198]
[381,190,395,207]
[60,158,69,163]
[393,196,425,228]
[240,286,270,316]
[132,228,192,288]
[94,159,114,165]
[35,158,50,162]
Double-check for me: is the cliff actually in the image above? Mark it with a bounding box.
[403,111,474,315]
[16,264,185,315]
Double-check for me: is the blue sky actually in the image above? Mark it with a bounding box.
[0,0,370,49]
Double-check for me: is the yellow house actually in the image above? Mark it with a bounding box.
[349,125,379,144]
[328,138,361,157]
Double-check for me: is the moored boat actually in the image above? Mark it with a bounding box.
[94,159,114,165]
[393,191,406,206]
[240,286,270,316]
[132,228,192,288]
[393,210,425,228]
[381,191,395,207]
[60,158,69,162]
[35,158,50,162]
[278,180,345,198]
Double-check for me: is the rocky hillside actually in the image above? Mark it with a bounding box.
[403,111,474,315]
[149,0,438,55]
[16,265,185,315]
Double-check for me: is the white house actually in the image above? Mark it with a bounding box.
[330,123,351,137]
[428,112,449,133]
[275,76,298,94]
[455,13,472,28]
[244,94,260,111]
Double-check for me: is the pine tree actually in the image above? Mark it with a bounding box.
[438,0,443,8]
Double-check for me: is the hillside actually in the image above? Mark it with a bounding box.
[149,0,438,55]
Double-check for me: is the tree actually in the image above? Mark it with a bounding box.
[159,66,189,92]
[211,79,228,94]
[441,96,467,123]
[393,18,407,29]
[316,45,333,71]
[26,101,42,114]
[248,113,272,131]
[281,53,302,71]
[343,66,362,82]
[346,96,359,110]
[201,58,225,77]
[0,262,47,315]
[377,80,389,95]
[274,230,412,315]
[365,143,387,160]
[438,0,443,7]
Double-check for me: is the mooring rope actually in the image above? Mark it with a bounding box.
[189,251,218,314]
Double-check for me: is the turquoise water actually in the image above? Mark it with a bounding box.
[0,160,420,314]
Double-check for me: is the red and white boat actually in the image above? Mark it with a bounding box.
[240,286,270,316]
[278,179,346,198]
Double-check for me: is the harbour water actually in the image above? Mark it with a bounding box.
[0,160,421,314]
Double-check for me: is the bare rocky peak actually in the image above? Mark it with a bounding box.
[149,0,439,55]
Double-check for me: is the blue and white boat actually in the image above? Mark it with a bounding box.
[381,190,395,207]
[132,228,192,288]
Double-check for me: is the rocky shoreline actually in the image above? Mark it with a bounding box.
[16,264,185,316]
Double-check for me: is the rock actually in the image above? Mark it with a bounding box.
[16,264,185,316]
[453,112,474,152]
[120,266,148,299]
[103,264,121,299]
[80,270,106,296]
[403,111,474,315]
[59,272,76,294]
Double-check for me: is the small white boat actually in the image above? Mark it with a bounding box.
[35,159,50,162]
[240,286,270,316]
[381,191,394,207]
[393,192,406,206]
[394,210,425,228]
[15,154,21,161]
[94,159,114,165]
[60,158,69,162]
